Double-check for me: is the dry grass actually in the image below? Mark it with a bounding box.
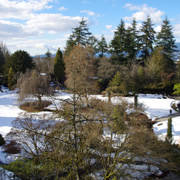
[20,101,52,112]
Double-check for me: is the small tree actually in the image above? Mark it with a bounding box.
[0,134,5,146]
[8,67,14,90]
[166,117,172,142]
[17,70,53,104]
[53,48,65,84]
[173,83,180,96]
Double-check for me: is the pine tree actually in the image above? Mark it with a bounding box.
[64,18,95,56]
[54,48,65,84]
[128,18,140,61]
[110,19,127,64]
[156,17,177,60]
[140,16,156,61]
[124,27,137,62]
[97,35,108,57]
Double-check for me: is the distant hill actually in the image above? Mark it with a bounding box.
[33,43,180,59]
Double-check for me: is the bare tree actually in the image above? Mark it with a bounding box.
[17,69,53,104]
[64,45,98,100]
[34,56,54,75]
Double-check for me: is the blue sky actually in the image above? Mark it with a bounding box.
[0,0,180,56]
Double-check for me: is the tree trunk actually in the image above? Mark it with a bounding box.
[134,94,138,109]
[37,95,42,104]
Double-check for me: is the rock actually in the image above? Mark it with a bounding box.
[150,165,159,172]
[130,164,149,171]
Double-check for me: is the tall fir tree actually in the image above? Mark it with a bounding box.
[97,35,108,57]
[110,19,127,64]
[140,16,156,61]
[64,18,96,56]
[129,18,140,61]
[156,17,177,60]
[124,27,137,63]
[54,48,65,84]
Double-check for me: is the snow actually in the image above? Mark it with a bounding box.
[0,88,180,164]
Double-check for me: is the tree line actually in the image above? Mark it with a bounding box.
[0,16,179,96]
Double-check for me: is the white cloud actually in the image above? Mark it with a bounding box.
[0,0,86,55]
[58,6,67,11]
[106,25,112,29]
[0,20,37,39]
[80,10,95,16]
[124,4,164,24]
[0,13,82,40]
[124,3,141,11]
[26,14,81,34]
[6,37,68,56]
[0,0,53,20]
[154,25,161,33]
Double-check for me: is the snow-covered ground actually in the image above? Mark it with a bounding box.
[0,88,180,164]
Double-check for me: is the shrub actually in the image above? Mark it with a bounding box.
[3,140,21,154]
[0,134,5,146]
[19,101,52,112]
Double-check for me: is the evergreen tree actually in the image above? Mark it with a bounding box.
[110,19,127,64]
[8,67,14,90]
[140,16,156,61]
[64,18,95,56]
[156,17,177,60]
[124,27,137,62]
[54,48,65,84]
[0,134,5,146]
[6,50,34,74]
[97,35,108,57]
[0,42,10,74]
[45,49,51,59]
[0,47,5,73]
[128,18,140,61]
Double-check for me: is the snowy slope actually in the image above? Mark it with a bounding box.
[0,89,180,164]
